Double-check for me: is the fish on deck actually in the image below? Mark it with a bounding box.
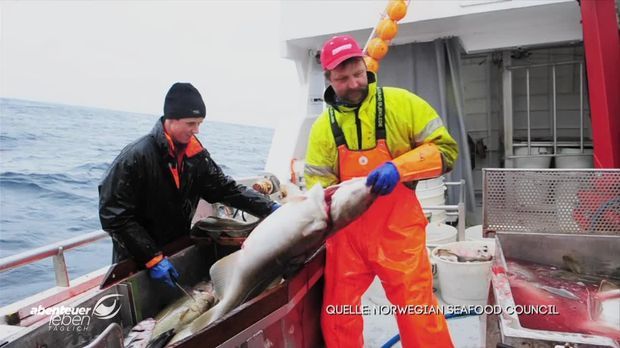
[435,245,493,263]
[507,259,620,341]
[123,318,156,348]
[146,281,216,346]
[169,178,377,344]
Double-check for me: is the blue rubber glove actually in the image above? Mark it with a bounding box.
[366,162,400,195]
[149,258,179,288]
[271,202,281,213]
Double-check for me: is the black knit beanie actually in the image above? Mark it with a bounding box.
[163,82,206,119]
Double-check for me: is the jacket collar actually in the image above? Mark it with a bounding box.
[151,117,204,159]
[323,72,377,113]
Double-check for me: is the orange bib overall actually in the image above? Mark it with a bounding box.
[321,88,453,347]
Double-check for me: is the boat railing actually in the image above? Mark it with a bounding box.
[422,179,466,241]
[0,230,109,288]
[502,59,591,166]
[0,230,111,327]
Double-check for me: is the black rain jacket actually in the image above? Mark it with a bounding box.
[98,118,276,264]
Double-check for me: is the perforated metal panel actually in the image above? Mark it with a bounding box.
[483,169,620,235]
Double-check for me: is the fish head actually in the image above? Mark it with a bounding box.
[327,178,377,232]
[435,249,459,263]
[562,254,583,274]
[189,291,216,312]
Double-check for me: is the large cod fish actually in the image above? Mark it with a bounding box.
[170,177,377,343]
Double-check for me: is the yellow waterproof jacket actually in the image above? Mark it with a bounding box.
[305,73,458,189]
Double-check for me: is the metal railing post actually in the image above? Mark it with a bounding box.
[0,230,108,273]
[526,68,531,154]
[458,180,466,241]
[579,63,584,152]
[552,65,557,155]
[502,52,514,168]
[505,60,587,160]
[53,247,70,287]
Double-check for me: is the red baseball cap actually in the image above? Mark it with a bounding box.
[320,35,364,71]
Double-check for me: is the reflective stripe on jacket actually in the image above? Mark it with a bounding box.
[305,73,458,189]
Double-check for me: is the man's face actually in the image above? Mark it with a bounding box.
[328,59,368,105]
[165,117,204,144]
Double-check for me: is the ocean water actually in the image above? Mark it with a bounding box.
[0,98,273,306]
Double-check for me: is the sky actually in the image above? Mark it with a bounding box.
[0,0,300,128]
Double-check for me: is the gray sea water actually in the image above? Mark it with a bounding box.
[0,98,273,305]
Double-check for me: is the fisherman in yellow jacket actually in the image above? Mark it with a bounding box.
[305,35,457,347]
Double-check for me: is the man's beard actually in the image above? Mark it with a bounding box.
[338,86,368,106]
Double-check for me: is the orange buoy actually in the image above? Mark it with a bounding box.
[376,19,398,41]
[366,38,389,60]
[386,0,407,21]
[364,56,380,73]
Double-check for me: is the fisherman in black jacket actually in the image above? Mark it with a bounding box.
[98,82,280,288]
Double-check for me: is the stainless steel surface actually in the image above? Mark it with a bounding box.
[498,232,619,279]
[457,202,465,242]
[83,323,123,348]
[486,54,493,154]
[526,68,531,153]
[457,179,466,241]
[132,245,213,321]
[483,169,620,235]
[483,170,620,347]
[502,51,514,168]
[489,235,619,348]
